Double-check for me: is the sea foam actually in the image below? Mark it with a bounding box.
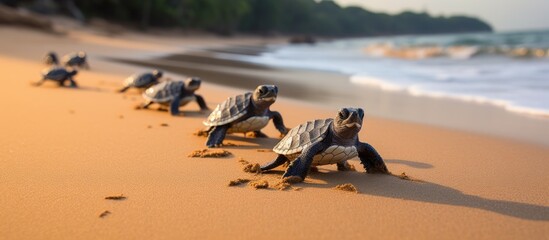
[235,30,549,118]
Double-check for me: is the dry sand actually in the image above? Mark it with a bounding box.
[0,25,548,239]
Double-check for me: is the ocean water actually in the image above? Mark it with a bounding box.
[244,30,549,117]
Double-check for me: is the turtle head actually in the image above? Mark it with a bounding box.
[333,108,364,139]
[252,85,278,108]
[45,52,59,64]
[69,69,78,76]
[152,70,163,79]
[184,77,201,92]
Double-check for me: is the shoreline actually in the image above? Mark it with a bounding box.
[116,48,549,146]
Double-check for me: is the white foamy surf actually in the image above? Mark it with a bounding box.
[240,30,549,118]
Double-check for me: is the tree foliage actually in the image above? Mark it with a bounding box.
[71,0,492,36]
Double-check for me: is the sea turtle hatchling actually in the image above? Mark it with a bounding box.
[137,77,209,116]
[34,66,78,88]
[43,51,59,65]
[118,70,163,93]
[202,85,288,148]
[62,51,90,69]
[260,108,389,182]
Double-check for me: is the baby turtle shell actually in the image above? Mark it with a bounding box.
[203,92,252,127]
[143,80,184,103]
[124,73,155,88]
[42,67,71,81]
[36,66,78,87]
[62,51,88,68]
[273,119,332,155]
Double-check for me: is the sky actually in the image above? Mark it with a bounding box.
[334,0,549,31]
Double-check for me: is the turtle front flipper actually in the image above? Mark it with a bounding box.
[261,154,289,171]
[282,142,327,181]
[170,96,183,116]
[357,142,388,174]
[195,94,209,111]
[268,110,288,136]
[68,78,78,88]
[206,125,229,148]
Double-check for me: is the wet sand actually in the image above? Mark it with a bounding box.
[0,26,548,239]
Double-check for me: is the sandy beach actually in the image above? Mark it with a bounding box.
[0,25,548,240]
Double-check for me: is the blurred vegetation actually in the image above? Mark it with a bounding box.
[2,0,493,36]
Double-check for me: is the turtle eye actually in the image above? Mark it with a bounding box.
[357,108,364,119]
[339,108,349,119]
[258,86,267,95]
